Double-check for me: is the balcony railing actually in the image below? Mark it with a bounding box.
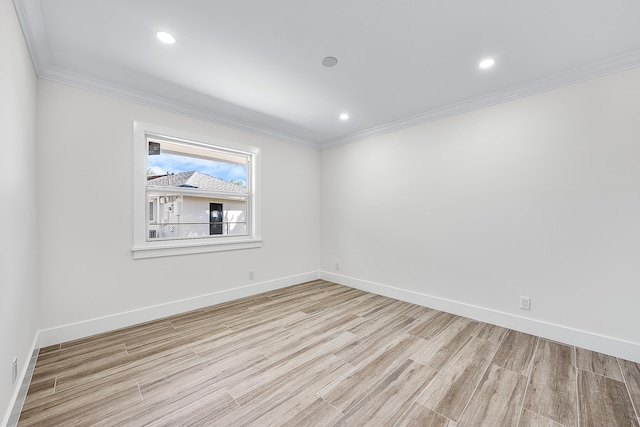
[148,221,247,240]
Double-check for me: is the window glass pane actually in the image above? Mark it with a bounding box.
[149,201,155,221]
[147,140,247,186]
[145,139,250,242]
[147,193,248,240]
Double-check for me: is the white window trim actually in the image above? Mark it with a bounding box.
[132,121,262,259]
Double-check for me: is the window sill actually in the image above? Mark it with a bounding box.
[132,237,262,259]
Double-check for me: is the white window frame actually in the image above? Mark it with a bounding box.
[132,121,262,259]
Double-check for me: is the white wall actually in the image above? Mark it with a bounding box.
[0,0,39,423]
[321,67,640,361]
[36,79,320,343]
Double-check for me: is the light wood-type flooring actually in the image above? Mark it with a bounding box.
[18,280,640,426]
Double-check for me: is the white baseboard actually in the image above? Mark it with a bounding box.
[38,271,320,347]
[3,333,39,427]
[321,271,640,364]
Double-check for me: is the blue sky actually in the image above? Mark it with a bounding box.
[148,152,246,184]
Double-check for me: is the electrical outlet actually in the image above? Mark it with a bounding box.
[249,270,254,280]
[335,262,340,271]
[520,296,531,310]
[11,357,17,384]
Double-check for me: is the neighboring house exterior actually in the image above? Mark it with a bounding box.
[146,171,248,240]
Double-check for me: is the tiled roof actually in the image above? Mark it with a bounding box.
[147,171,247,193]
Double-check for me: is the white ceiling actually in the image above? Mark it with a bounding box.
[14,0,640,149]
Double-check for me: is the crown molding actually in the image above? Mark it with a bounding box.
[321,50,640,150]
[12,0,50,72]
[40,65,320,149]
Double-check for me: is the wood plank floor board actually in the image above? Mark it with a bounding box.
[193,331,293,372]
[281,306,364,337]
[161,308,210,327]
[53,346,199,394]
[109,382,238,427]
[228,331,358,404]
[36,323,174,366]
[275,397,343,427]
[30,343,128,383]
[619,359,640,422]
[349,294,400,317]
[400,303,441,320]
[249,329,300,361]
[218,354,353,426]
[122,322,229,354]
[285,311,365,339]
[347,297,411,326]
[575,347,624,381]
[18,281,640,426]
[394,402,457,427]
[191,325,292,360]
[267,318,364,363]
[168,311,247,336]
[122,323,234,358]
[19,377,56,413]
[359,298,405,320]
[36,345,131,391]
[138,349,269,402]
[132,348,266,417]
[332,359,438,426]
[491,329,538,376]
[222,293,275,308]
[417,336,498,422]
[200,293,270,310]
[319,334,423,413]
[411,316,480,371]
[523,339,577,426]
[256,280,325,298]
[473,322,509,344]
[199,304,263,325]
[138,377,242,426]
[408,311,458,340]
[245,297,322,318]
[222,309,308,332]
[577,369,639,427]
[147,389,238,427]
[456,363,528,426]
[297,292,369,316]
[335,314,420,365]
[518,408,566,427]
[37,344,61,354]
[131,348,203,389]
[19,381,141,426]
[298,287,368,315]
[345,311,417,338]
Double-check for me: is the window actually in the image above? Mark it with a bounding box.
[133,121,261,259]
[149,201,155,222]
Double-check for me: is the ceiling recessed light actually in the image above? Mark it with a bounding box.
[322,56,338,67]
[339,113,349,120]
[479,58,495,69]
[156,31,176,44]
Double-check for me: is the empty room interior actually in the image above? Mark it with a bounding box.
[2,0,640,426]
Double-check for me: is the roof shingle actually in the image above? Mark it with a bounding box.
[147,171,247,194]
